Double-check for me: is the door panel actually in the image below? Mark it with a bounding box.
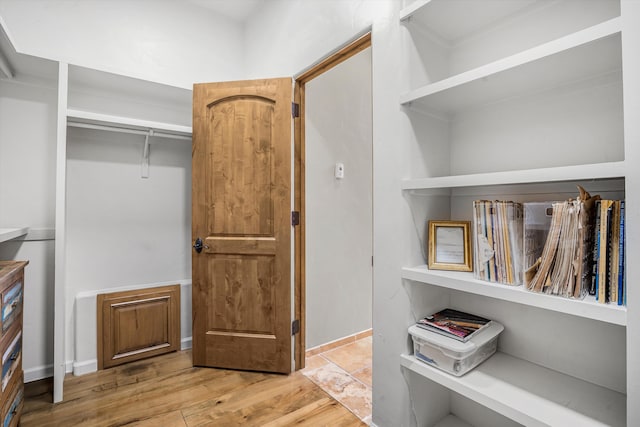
[192,78,292,373]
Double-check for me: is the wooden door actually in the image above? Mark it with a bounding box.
[192,78,292,373]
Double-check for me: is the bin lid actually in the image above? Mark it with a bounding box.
[409,321,504,355]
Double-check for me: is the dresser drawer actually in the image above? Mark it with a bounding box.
[1,331,21,393]
[1,378,23,427]
[1,279,22,336]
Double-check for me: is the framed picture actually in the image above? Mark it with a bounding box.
[427,220,473,272]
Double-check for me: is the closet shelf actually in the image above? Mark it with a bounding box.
[400,353,626,427]
[400,18,621,114]
[399,0,537,33]
[401,161,625,190]
[66,108,192,137]
[402,266,626,326]
[0,227,29,243]
[399,0,430,22]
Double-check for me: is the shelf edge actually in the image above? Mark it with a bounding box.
[66,108,192,136]
[401,161,626,190]
[0,227,29,243]
[402,266,626,326]
[399,0,432,22]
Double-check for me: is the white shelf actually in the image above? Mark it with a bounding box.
[400,18,621,114]
[0,23,58,84]
[0,227,29,243]
[401,161,625,190]
[400,0,538,39]
[402,266,626,326]
[66,108,192,137]
[401,353,626,427]
[399,0,431,22]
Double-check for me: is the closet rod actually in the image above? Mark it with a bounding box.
[67,121,192,141]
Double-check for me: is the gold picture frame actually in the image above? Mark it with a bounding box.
[427,220,473,272]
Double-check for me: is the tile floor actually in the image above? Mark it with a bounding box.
[301,334,372,425]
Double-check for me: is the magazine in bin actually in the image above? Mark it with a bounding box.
[416,308,492,342]
[409,318,504,376]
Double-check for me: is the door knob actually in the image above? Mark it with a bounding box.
[193,237,205,253]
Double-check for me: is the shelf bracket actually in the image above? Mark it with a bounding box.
[141,129,152,179]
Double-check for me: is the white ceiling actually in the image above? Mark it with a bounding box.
[185,0,265,22]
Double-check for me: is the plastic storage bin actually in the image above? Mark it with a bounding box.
[408,321,504,376]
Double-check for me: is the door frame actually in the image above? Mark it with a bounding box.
[293,31,372,369]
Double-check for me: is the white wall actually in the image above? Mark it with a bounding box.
[0,80,56,228]
[65,127,192,367]
[0,77,57,381]
[0,0,245,88]
[305,48,372,349]
[244,0,391,78]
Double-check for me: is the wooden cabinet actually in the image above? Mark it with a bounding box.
[0,261,27,427]
[398,0,631,425]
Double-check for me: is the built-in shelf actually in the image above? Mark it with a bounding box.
[400,18,621,115]
[0,24,58,84]
[399,0,430,21]
[399,0,537,31]
[66,108,192,137]
[0,227,29,243]
[401,161,625,190]
[400,353,626,427]
[402,266,626,326]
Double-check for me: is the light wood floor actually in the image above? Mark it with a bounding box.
[21,350,366,426]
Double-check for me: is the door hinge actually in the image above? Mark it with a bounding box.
[291,211,300,226]
[292,319,300,335]
[292,102,300,118]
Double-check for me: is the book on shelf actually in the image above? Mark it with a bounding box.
[595,199,626,305]
[416,308,492,342]
[618,200,625,305]
[473,200,523,286]
[608,200,621,305]
[597,200,613,303]
[590,199,602,296]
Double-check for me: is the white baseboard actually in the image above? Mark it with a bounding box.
[181,336,192,350]
[73,359,98,376]
[24,364,54,383]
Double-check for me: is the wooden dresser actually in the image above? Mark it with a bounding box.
[0,261,27,427]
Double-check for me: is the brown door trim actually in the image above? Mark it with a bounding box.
[293,31,372,370]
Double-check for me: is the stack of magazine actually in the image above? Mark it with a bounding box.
[525,196,592,299]
[524,186,625,303]
[473,200,523,286]
[416,308,492,342]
